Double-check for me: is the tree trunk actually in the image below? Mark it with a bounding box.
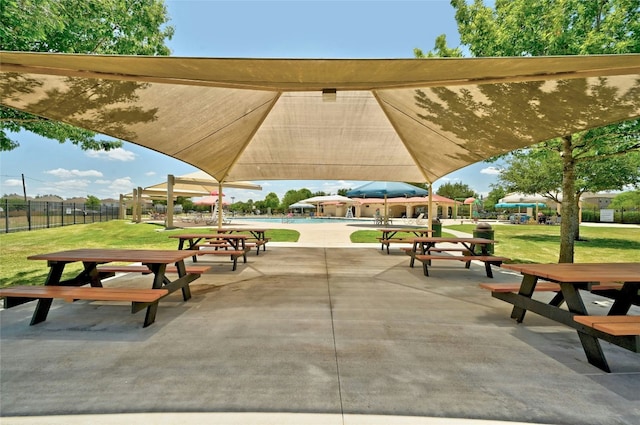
[558,135,577,263]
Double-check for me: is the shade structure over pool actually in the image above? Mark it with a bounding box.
[288,202,316,209]
[2,51,640,188]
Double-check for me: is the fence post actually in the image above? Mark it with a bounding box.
[27,200,32,231]
[3,199,8,233]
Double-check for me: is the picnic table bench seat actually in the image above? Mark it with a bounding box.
[480,281,628,309]
[414,254,509,278]
[480,282,624,293]
[246,237,271,254]
[480,282,563,292]
[377,238,413,254]
[97,264,211,276]
[573,315,640,337]
[196,247,250,271]
[0,285,169,327]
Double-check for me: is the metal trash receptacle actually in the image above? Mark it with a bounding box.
[472,222,494,254]
[432,222,442,237]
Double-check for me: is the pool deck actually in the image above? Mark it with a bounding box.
[1,220,639,425]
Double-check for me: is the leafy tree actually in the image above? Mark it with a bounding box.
[281,188,313,209]
[441,0,640,262]
[230,200,253,214]
[0,0,174,151]
[414,34,463,58]
[484,185,507,211]
[436,181,476,200]
[86,195,101,210]
[179,197,194,213]
[609,190,640,210]
[263,192,280,211]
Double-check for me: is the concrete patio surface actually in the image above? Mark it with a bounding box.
[1,221,638,425]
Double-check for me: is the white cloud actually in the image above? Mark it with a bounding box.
[145,171,156,176]
[109,177,135,194]
[37,179,92,195]
[45,168,103,178]
[86,148,136,161]
[3,178,22,187]
[322,180,353,193]
[480,166,501,175]
[94,179,111,185]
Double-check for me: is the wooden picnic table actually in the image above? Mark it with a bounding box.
[0,249,200,327]
[215,227,270,254]
[407,237,508,278]
[377,227,433,254]
[169,233,250,271]
[492,262,640,372]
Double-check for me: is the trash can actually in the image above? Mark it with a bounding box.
[472,222,494,254]
[431,222,442,237]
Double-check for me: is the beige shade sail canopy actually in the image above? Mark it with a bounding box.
[143,171,262,195]
[2,51,640,187]
[137,171,261,228]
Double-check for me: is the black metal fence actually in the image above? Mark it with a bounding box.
[1,200,120,234]
[580,206,640,224]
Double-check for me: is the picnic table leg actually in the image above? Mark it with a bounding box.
[186,239,199,262]
[560,283,610,372]
[464,243,475,269]
[142,302,160,327]
[174,260,192,301]
[409,241,418,268]
[510,274,537,323]
[607,283,636,316]
[484,261,494,278]
[83,262,103,287]
[31,263,66,325]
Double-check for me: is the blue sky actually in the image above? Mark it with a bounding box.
[0,0,503,202]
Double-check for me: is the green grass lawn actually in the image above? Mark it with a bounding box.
[1,220,638,287]
[351,224,640,264]
[0,221,299,287]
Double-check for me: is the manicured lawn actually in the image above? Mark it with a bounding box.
[0,221,299,287]
[351,223,640,264]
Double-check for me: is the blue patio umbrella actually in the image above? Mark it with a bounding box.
[347,182,428,224]
[346,181,428,199]
[495,202,546,218]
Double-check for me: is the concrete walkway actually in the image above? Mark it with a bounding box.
[1,220,638,425]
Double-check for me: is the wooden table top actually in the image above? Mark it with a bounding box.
[27,248,196,263]
[208,233,248,239]
[502,263,640,283]
[216,227,268,233]
[411,237,495,244]
[168,233,245,239]
[377,228,433,233]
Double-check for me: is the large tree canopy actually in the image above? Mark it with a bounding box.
[0,0,174,151]
[446,0,640,262]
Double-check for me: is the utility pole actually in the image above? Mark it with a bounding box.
[22,173,31,228]
[21,173,27,201]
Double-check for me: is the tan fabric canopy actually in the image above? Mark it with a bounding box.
[137,171,261,227]
[2,51,639,186]
[143,171,262,196]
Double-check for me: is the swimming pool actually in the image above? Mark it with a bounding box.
[232,217,374,225]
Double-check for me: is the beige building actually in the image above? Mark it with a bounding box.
[317,195,457,219]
